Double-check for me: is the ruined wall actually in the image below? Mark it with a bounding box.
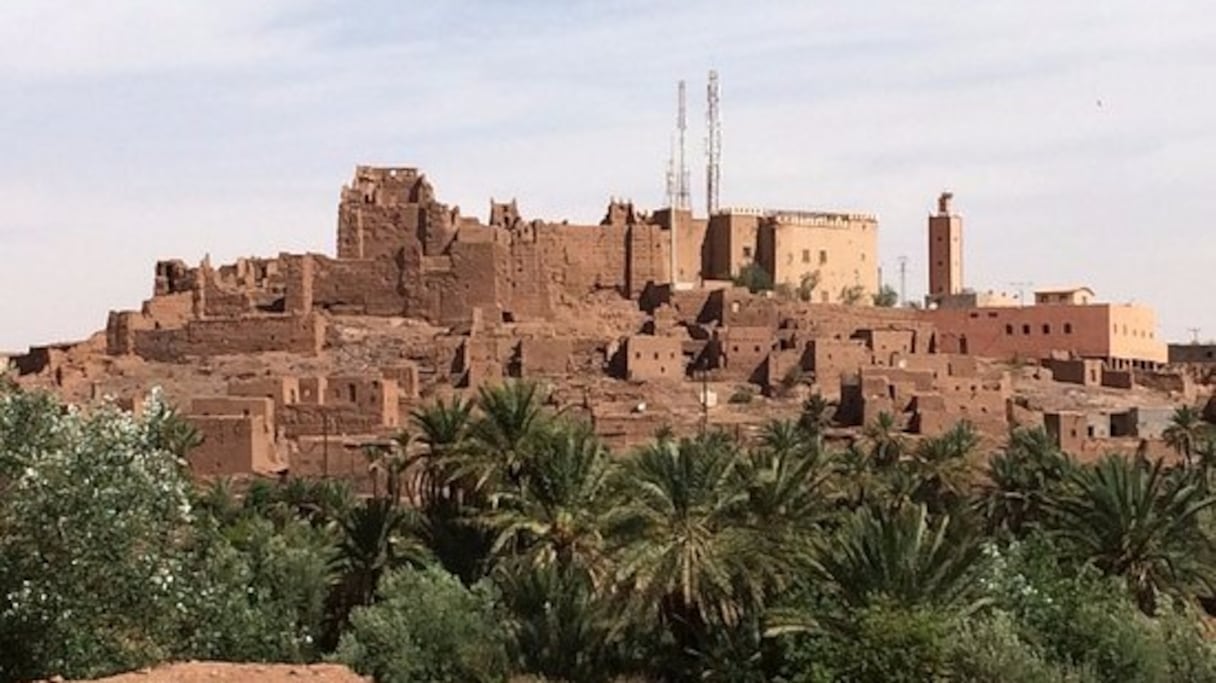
[1046,358,1103,386]
[623,335,684,382]
[128,313,325,361]
[720,326,773,383]
[186,414,279,476]
[519,338,573,377]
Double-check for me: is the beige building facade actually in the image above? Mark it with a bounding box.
[704,208,879,304]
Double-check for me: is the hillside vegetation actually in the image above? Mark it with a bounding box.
[3,378,1216,682]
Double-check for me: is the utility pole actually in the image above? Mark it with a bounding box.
[897,255,908,307]
[1188,327,1202,344]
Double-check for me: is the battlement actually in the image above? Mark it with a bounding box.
[718,207,877,225]
[348,166,421,185]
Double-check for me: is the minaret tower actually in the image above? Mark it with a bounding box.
[928,191,963,298]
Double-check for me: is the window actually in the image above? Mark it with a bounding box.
[1042,324,1051,334]
[742,246,752,258]
[987,312,998,318]
[1064,323,1073,334]
[1022,324,1031,335]
[653,352,659,360]
[819,250,828,265]
[1005,324,1014,335]
[969,312,979,319]
[348,384,357,402]
[801,249,810,263]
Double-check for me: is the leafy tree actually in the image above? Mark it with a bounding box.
[781,600,958,683]
[336,566,510,683]
[796,271,821,302]
[872,284,899,307]
[182,516,336,663]
[839,284,866,306]
[1044,455,1216,614]
[733,263,773,293]
[0,390,198,680]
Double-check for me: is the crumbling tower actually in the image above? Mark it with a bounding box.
[928,191,963,298]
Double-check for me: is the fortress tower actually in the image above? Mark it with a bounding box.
[928,192,963,298]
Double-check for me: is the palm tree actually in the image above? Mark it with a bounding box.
[1163,405,1210,470]
[1044,455,1216,614]
[408,395,493,583]
[464,381,554,490]
[797,394,833,440]
[815,503,987,613]
[496,563,630,683]
[743,420,831,544]
[908,421,978,513]
[609,433,768,653]
[862,411,906,468]
[150,408,202,459]
[483,421,616,583]
[978,426,1075,536]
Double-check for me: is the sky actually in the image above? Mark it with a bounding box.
[2,1,1215,351]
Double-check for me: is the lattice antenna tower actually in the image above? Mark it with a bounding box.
[705,69,721,217]
[676,80,691,210]
[665,135,676,211]
[898,255,909,307]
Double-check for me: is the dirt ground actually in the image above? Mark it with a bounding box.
[57,661,368,683]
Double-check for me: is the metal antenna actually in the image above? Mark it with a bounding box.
[1188,327,1201,344]
[676,80,690,210]
[665,134,676,211]
[705,69,721,217]
[898,255,908,307]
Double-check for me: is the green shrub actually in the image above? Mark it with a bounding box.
[733,263,773,293]
[729,387,755,404]
[0,391,198,680]
[335,566,510,683]
[781,601,956,683]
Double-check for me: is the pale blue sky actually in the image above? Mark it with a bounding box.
[3,1,1214,350]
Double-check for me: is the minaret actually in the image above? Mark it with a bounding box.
[928,191,963,298]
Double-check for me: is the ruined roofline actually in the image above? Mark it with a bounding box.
[716,206,877,224]
[347,165,421,186]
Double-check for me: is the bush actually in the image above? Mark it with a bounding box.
[181,516,336,663]
[733,263,773,293]
[873,285,899,307]
[335,566,510,683]
[0,391,198,680]
[729,387,755,404]
[950,611,1095,682]
[781,601,956,683]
